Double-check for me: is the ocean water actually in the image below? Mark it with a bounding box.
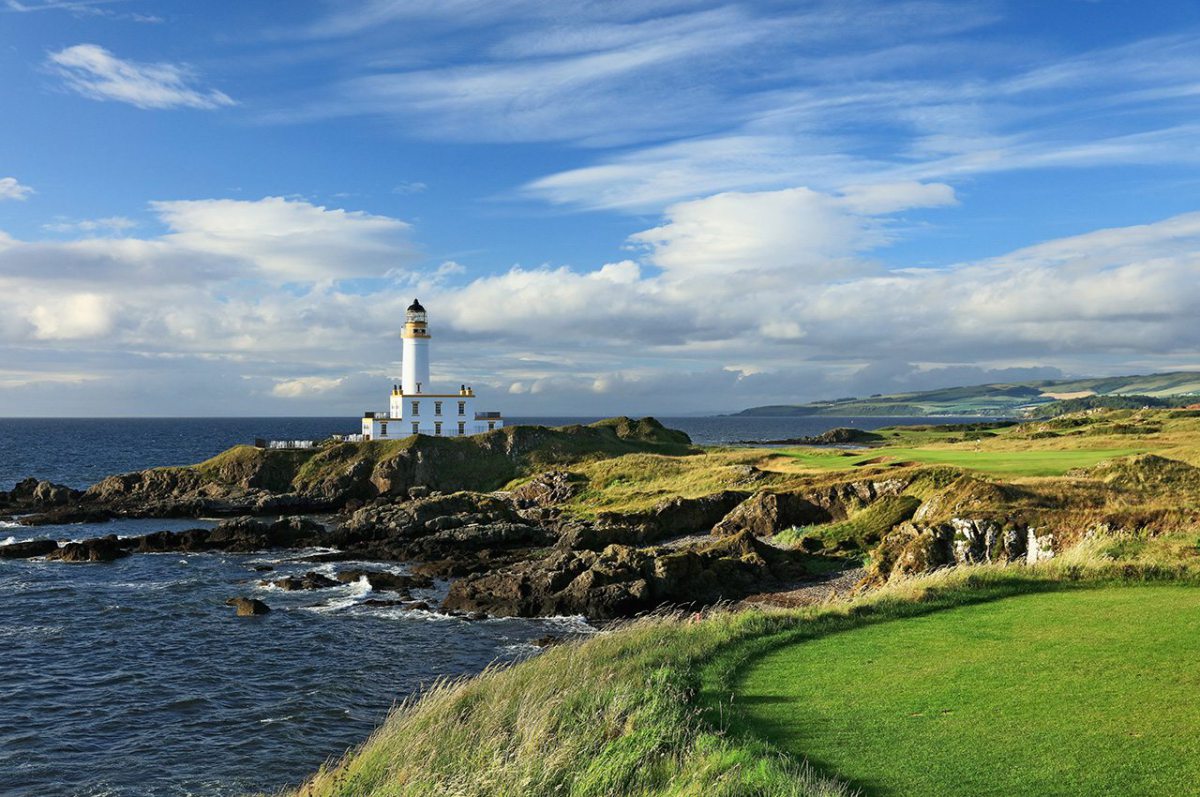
[0,415,976,796]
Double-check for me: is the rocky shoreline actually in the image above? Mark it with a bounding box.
[0,417,1064,622]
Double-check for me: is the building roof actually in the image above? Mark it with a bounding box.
[407,298,426,313]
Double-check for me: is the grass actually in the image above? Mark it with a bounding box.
[733,585,1200,796]
[775,495,921,551]
[289,541,1200,797]
[777,445,1148,478]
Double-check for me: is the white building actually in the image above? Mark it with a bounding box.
[361,299,505,440]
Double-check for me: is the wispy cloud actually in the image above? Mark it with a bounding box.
[46,44,235,110]
[42,216,136,234]
[0,177,34,201]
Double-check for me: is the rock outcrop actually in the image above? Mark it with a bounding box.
[226,597,271,616]
[443,531,809,620]
[45,534,130,563]
[864,516,1039,585]
[263,571,340,591]
[131,516,326,554]
[0,538,59,559]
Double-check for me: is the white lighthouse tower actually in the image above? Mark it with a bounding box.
[361,299,505,440]
[400,298,431,394]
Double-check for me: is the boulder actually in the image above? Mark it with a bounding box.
[263,571,340,591]
[713,491,829,537]
[0,538,59,559]
[510,471,584,508]
[226,597,271,616]
[335,569,431,592]
[46,534,130,563]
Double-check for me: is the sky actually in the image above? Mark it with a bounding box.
[2,0,1200,417]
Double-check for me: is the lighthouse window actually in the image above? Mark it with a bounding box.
[458,401,466,416]
[435,422,442,436]
[380,422,387,436]
[434,401,443,416]
[458,421,465,435]
[411,401,420,416]
[412,422,419,434]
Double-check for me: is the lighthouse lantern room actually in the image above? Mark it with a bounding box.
[361,300,505,440]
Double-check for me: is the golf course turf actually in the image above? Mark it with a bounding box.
[734,586,1200,796]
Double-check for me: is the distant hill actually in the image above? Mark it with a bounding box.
[734,371,1200,417]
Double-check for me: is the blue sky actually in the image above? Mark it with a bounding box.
[2,0,1200,416]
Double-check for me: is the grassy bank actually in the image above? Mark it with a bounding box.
[290,545,1199,797]
[736,585,1200,795]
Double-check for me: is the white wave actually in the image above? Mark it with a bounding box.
[0,535,15,545]
[301,576,375,613]
[0,519,22,528]
[259,714,296,724]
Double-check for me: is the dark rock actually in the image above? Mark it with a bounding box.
[335,569,431,592]
[19,506,115,526]
[571,491,750,550]
[263,571,340,591]
[510,471,584,508]
[253,565,275,572]
[404,600,432,611]
[362,598,408,607]
[46,534,130,563]
[443,531,809,620]
[226,596,271,616]
[0,538,59,559]
[713,491,830,537]
[134,528,212,553]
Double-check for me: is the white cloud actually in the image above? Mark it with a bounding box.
[43,216,136,234]
[152,196,412,281]
[46,44,235,110]
[0,177,34,201]
[2,189,1200,415]
[271,376,345,397]
[28,292,115,339]
[393,181,427,195]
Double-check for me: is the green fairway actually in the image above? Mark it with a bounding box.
[782,445,1147,477]
[735,586,1200,796]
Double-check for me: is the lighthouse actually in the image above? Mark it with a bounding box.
[360,299,505,440]
[400,298,430,394]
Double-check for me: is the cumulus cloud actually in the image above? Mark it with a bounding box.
[46,44,235,109]
[2,189,1200,415]
[0,177,34,201]
[271,376,345,397]
[152,196,412,281]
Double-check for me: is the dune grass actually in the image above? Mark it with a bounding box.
[733,585,1200,796]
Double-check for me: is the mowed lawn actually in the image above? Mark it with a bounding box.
[735,587,1200,796]
[781,446,1147,477]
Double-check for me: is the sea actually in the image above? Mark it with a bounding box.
[0,415,972,797]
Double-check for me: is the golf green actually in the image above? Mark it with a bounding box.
[736,586,1200,796]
